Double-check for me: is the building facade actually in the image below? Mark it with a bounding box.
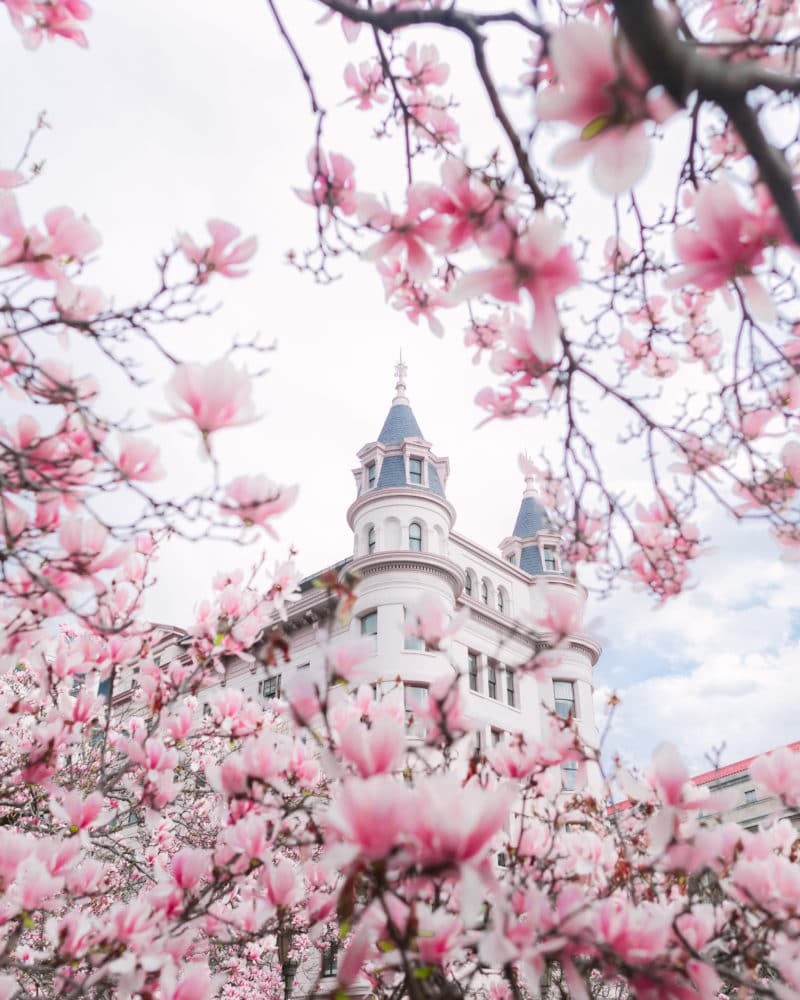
[229,360,601,784]
[693,742,800,832]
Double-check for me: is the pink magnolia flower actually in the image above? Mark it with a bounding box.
[160,963,219,1000]
[456,214,579,350]
[327,637,374,683]
[171,848,211,891]
[428,159,498,253]
[54,276,107,321]
[668,180,777,322]
[358,186,448,282]
[220,475,298,535]
[750,745,800,805]
[325,775,413,862]
[295,148,357,217]
[536,20,673,193]
[402,42,449,91]
[404,593,466,649]
[531,585,584,636]
[162,359,256,436]
[343,60,387,110]
[49,790,105,835]
[179,219,257,283]
[412,775,515,866]
[117,434,165,482]
[339,714,405,778]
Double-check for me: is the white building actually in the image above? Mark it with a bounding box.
[115,362,602,791]
[242,361,601,787]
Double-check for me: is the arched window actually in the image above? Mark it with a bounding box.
[464,572,473,597]
[367,526,376,554]
[497,588,506,615]
[409,521,422,552]
[480,579,489,605]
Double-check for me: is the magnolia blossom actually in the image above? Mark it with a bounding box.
[220,474,298,534]
[295,148,357,217]
[537,20,674,193]
[179,219,257,282]
[404,592,466,649]
[668,180,778,322]
[162,359,256,436]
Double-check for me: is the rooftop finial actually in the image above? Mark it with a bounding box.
[393,350,409,404]
[519,452,538,497]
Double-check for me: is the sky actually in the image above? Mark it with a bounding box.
[3,0,798,774]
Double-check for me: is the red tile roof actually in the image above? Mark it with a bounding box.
[692,740,800,786]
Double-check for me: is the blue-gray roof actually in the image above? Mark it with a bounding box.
[513,495,551,538]
[375,454,445,497]
[520,545,544,574]
[376,455,407,490]
[377,404,423,445]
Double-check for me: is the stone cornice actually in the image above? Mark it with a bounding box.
[347,487,456,528]
[460,598,601,665]
[347,550,465,598]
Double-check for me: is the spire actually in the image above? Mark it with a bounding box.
[377,356,424,445]
[393,351,409,405]
[513,454,551,538]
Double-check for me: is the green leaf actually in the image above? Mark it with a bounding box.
[580,115,611,141]
[377,940,395,953]
[412,966,433,980]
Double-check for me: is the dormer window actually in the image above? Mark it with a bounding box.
[506,553,516,566]
[409,456,423,485]
[409,521,422,552]
[543,546,558,572]
[367,462,376,488]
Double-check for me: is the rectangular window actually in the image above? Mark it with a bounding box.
[543,546,557,572]
[491,727,503,746]
[367,462,376,488]
[409,456,423,485]
[258,675,281,700]
[361,611,378,636]
[468,651,479,692]
[321,943,337,978]
[744,788,757,804]
[404,684,428,736]
[487,660,498,699]
[473,728,483,755]
[404,607,425,651]
[553,680,576,719]
[561,760,578,791]
[506,670,516,708]
[497,851,508,867]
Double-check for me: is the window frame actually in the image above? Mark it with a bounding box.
[561,760,578,791]
[468,651,479,692]
[553,679,576,719]
[367,462,376,489]
[259,674,281,700]
[543,545,558,572]
[367,526,376,554]
[404,607,426,651]
[408,520,423,552]
[487,660,498,699]
[404,683,428,736]
[464,572,473,597]
[506,670,516,708]
[408,456,424,485]
[480,579,489,605]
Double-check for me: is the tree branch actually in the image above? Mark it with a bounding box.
[613,0,800,244]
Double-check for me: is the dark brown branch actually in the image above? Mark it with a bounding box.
[314,0,548,206]
[613,0,800,244]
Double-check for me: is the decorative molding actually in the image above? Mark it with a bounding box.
[347,550,465,598]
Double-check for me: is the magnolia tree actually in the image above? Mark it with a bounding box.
[2,2,800,1000]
